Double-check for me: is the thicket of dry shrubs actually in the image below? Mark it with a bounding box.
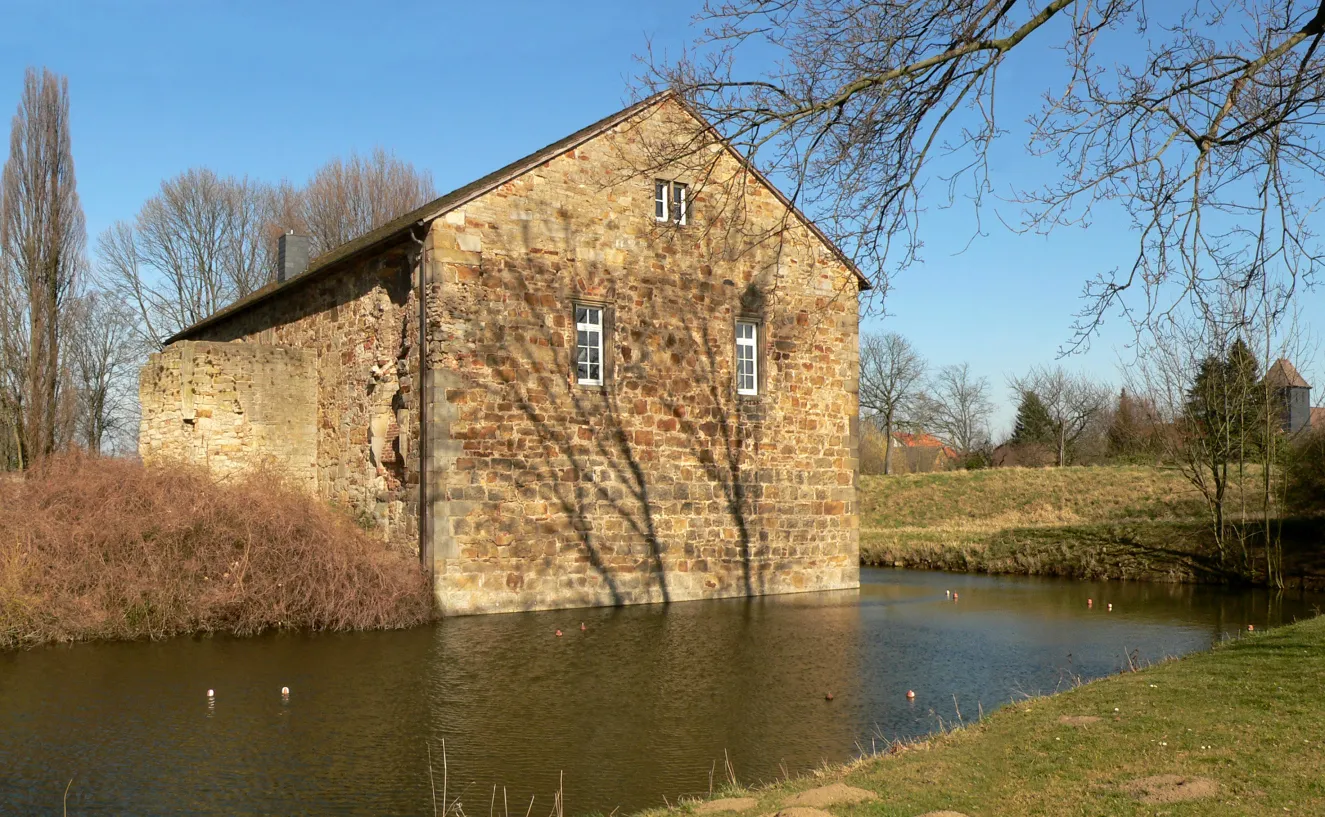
[0,455,434,650]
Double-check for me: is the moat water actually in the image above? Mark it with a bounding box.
[1,569,1320,815]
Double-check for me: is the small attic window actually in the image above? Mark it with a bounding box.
[655,180,688,225]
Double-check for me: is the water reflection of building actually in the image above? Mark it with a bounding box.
[424,591,863,811]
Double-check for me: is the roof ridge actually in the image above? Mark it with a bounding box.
[1266,358,1311,389]
[170,88,869,343]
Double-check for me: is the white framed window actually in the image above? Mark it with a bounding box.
[736,320,758,396]
[654,180,688,225]
[575,304,604,386]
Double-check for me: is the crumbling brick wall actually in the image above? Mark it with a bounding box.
[176,248,423,545]
[139,341,317,490]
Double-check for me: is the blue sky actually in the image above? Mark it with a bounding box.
[3,0,1321,433]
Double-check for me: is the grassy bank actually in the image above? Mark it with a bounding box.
[0,455,433,650]
[860,466,1325,586]
[656,613,1325,816]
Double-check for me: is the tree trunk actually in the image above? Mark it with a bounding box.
[10,414,23,471]
[1263,405,1282,590]
[1213,460,1227,567]
[883,414,894,475]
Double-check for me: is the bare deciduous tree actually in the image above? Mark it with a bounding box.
[65,291,138,454]
[0,252,25,468]
[1129,276,1302,582]
[300,148,436,256]
[922,363,993,458]
[1008,365,1110,467]
[643,2,1325,343]
[96,169,271,347]
[0,67,85,467]
[98,151,436,349]
[859,331,926,474]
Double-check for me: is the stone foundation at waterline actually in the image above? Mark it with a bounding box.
[141,93,864,615]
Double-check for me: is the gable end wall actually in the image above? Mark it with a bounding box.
[420,99,861,613]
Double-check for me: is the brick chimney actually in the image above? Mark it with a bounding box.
[277,232,310,283]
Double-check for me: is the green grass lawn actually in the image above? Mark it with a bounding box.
[655,613,1325,816]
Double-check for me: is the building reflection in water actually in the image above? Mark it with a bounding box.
[1,570,1320,815]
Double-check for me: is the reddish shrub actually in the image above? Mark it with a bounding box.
[0,455,433,649]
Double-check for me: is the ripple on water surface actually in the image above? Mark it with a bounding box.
[0,569,1317,814]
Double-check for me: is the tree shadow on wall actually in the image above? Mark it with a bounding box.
[449,211,775,608]
[659,314,767,598]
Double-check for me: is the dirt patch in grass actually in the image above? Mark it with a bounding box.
[767,809,833,817]
[1057,715,1101,726]
[696,798,757,814]
[1121,774,1219,803]
[783,783,876,807]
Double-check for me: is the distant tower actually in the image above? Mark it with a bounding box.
[1264,359,1312,434]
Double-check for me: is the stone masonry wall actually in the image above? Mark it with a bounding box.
[151,96,862,613]
[422,98,861,613]
[139,341,318,490]
[181,248,424,546]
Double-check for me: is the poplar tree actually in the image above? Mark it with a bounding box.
[0,67,85,466]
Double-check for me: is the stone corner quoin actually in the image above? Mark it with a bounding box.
[137,95,865,616]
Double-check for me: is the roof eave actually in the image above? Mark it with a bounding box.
[169,92,677,344]
[169,88,871,342]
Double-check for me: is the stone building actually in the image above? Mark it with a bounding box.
[139,92,868,615]
[1265,358,1312,435]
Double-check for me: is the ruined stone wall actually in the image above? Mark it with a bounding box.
[139,341,317,489]
[181,249,422,544]
[423,98,861,613]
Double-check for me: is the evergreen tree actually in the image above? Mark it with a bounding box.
[1226,337,1263,454]
[1107,388,1161,461]
[1185,339,1264,460]
[1009,392,1055,446]
[1107,388,1139,458]
[1182,338,1267,563]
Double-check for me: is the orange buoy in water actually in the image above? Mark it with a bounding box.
[906,690,916,700]
[555,629,563,637]
[953,592,959,601]
[580,622,586,632]
[1248,624,1255,631]
[825,692,834,701]
[281,686,290,696]
[1088,598,1093,607]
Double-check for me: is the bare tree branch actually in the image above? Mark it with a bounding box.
[641,1,1325,344]
[922,362,994,456]
[859,331,927,474]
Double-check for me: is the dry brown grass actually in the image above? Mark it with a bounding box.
[860,465,1269,530]
[0,455,433,650]
[858,465,1325,586]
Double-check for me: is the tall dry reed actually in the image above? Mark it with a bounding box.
[0,455,433,649]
